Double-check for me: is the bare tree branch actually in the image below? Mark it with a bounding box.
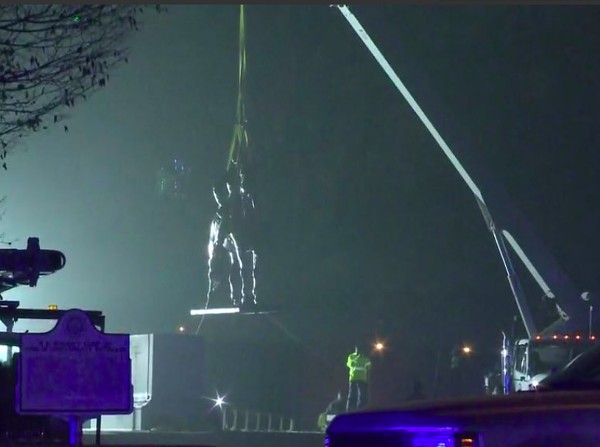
[0,4,165,165]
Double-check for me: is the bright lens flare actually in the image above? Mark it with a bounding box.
[211,392,226,409]
[374,341,385,351]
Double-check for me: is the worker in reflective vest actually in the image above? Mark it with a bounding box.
[346,346,372,411]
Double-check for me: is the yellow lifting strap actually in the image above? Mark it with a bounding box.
[226,4,249,172]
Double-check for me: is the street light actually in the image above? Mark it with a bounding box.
[461,345,472,355]
[374,341,385,352]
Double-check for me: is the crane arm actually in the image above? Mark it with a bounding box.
[334,5,484,206]
[334,5,591,336]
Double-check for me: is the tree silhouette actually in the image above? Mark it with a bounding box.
[0,5,164,167]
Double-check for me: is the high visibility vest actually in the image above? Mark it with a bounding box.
[347,353,371,382]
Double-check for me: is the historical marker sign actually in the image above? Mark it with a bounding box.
[16,309,132,416]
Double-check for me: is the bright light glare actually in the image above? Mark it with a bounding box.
[210,392,227,409]
[462,346,472,355]
[178,325,185,332]
[0,345,18,363]
[190,307,240,316]
[374,341,385,351]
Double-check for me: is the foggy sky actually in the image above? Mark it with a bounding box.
[1,5,599,404]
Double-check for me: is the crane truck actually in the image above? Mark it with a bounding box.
[334,5,598,395]
[325,7,600,446]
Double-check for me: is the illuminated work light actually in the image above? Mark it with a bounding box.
[190,307,240,316]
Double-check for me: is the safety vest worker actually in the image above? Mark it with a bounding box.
[346,347,371,411]
[347,352,371,382]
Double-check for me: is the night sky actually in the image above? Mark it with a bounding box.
[1,5,600,412]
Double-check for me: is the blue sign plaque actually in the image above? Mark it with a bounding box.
[16,309,132,416]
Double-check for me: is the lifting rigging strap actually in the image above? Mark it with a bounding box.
[226,4,249,172]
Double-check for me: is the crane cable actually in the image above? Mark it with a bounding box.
[226,4,249,172]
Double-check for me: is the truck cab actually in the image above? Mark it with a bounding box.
[510,336,595,392]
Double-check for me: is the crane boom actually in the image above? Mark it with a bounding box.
[335,5,592,336]
[335,5,483,205]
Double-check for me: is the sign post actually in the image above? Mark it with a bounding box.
[16,309,132,445]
